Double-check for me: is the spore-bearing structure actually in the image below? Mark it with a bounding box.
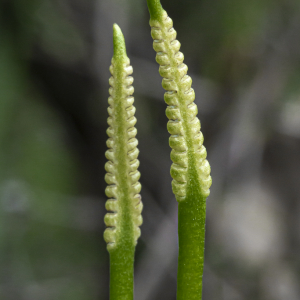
[104,35,143,251]
[150,10,212,201]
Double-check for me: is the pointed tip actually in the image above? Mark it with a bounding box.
[112,23,121,37]
[112,23,127,60]
[146,0,164,20]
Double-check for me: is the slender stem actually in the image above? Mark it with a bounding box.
[177,172,206,300]
[146,0,164,19]
[104,24,143,300]
[109,244,135,300]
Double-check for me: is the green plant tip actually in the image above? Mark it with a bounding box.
[113,23,127,59]
[146,0,164,20]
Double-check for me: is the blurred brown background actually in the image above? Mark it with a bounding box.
[0,0,300,299]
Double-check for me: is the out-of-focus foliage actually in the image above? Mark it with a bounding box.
[0,0,300,299]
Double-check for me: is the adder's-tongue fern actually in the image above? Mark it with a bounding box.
[147,1,212,299]
[104,24,142,300]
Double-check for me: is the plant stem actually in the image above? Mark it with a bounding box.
[177,174,206,300]
[104,24,143,300]
[109,244,135,300]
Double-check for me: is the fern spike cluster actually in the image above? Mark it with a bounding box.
[103,1,213,298]
[104,24,142,300]
[147,1,212,299]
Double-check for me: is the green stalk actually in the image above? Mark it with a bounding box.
[146,1,212,299]
[104,24,143,300]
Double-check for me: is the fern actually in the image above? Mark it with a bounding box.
[104,24,143,300]
[146,1,212,299]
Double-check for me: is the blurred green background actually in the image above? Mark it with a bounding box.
[1,0,300,299]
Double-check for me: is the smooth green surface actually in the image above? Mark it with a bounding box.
[177,171,206,300]
[113,24,127,59]
[109,246,135,300]
[146,0,164,20]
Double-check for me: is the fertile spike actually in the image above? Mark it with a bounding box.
[104,24,142,251]
[146,2,212,299]
[148,7,212,201]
